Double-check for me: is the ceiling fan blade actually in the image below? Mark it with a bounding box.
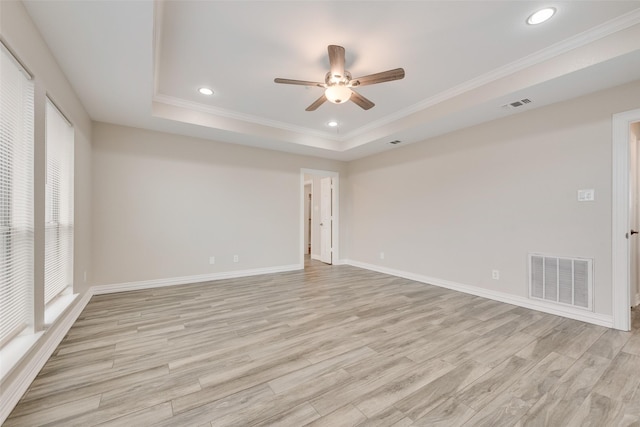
[351,68,405,87]
[274,78,324,87]
[350,90,375,110]
[306,94,327,111]
[328,45,346,78]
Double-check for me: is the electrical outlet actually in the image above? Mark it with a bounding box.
[379,252,385,260]
[209,256,215,265]
[233,255,239,263]
[492,270,500,280]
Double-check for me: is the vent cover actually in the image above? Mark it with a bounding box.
[502,98,532,109]
[529,254,592,311]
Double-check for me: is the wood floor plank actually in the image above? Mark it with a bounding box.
[353,358,456,418]
[5,259,639,426]
[565,392,628,427]
[94,402,174,426]
[587,328,632,359]
[517,352,611,426]
[304,404,366,427]
[462,352,575,426]
[591,351,640,403]
[251,401,320,427]
[621,331,640,356]
[3,395,102,427]
[393,360,489,421]
[410,397,476,426]
[455,355,536,411]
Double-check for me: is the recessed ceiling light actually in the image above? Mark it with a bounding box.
[327,121,338,127]
[198,87,214,96]
[527,7,556,25]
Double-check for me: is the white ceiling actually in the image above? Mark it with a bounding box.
[23,1,640,161]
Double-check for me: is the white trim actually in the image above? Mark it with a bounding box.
[311,254,322,261]
[91,264,302,295]
[635,293,640,307]
[0,290,93,425]
[303,180,313,257]
[345,260,613,328]
[154,94,340,141]
[612,108,640,331]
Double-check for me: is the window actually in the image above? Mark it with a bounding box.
[0,44,34,347]
[44,99,74,305]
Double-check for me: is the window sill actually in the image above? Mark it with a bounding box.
[1,293,78,382]
[45,293,78,326]
[0,330,43,381]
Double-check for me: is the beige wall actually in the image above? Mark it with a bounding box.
[91,123,347,286]
[347,80,640,317]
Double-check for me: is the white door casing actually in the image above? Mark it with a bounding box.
[631,137,639,310]
[612,108,640,331]
[320,177,332,264]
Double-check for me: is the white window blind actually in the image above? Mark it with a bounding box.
[44,99,74,305]
[0,44,34,347]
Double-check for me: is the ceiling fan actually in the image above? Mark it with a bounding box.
[274,45,405,111]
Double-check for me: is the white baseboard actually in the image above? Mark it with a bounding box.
[344,259,614,328]
[92,264,303,295]
[311,254,321,261]
[0,290,93,425]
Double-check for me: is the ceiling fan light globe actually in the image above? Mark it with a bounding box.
[325,85,352,104]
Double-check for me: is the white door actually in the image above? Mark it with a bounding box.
[320,177,332,264]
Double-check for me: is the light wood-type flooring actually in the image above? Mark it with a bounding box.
[6,259,640,426]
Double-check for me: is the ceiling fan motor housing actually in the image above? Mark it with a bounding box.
[325,71,352,86]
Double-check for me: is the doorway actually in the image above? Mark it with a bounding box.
[300,169,339,267]
[612,109,640,331]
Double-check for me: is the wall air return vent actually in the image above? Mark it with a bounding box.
[502,98,532,109]
[529,254,593,311]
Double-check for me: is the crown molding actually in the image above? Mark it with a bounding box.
[153,93,342,143]
[339,9,640,141]
[152,5,640,150]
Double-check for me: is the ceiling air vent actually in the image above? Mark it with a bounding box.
[502,98,532,109]
[388,140,402,145]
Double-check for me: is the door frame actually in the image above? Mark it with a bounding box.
[319,176,333,264]
[304,180,312,255]
[300,169,340,267]
[612,108,640,331]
